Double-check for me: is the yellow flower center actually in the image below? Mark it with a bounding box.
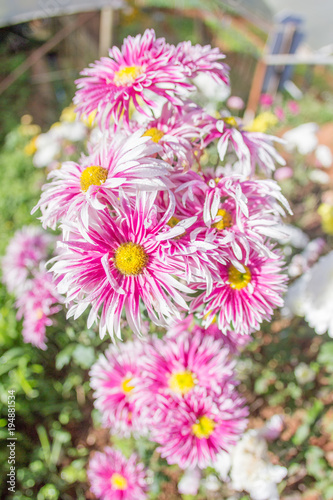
[203,310,217,324]
[212,209,233,230]
[113,65,142,87]
[169,371,196,395]
[110,473,128,491]
[142,127,165,143]
[228,265,251,290]
[167,216,180,228]
[223,116,238,128]
[192,415,215,439]
[80,165,108,192]
[121,377,134,394]
[35,308,44,320]
[114,242,148,276]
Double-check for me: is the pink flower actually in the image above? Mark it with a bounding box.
[287,100,300,115]
[203,169,291,262]
[2,226,54,296]
[32,130,171,230]
[135,332,234,414]
[90,340,145,436]
[227,96,244,110]
[153,388,248,469]
[274,166,293,181]
[74,29,192,126]
[274,106,285,122]
[260,93,273,108]
[174,41,229,85]
[50,191,192,339]
[87,447,148,500]
[167,315,251,353]
[191,247,287,336]
[127,102,204,170]
[16,269,62,350]
[212,119,286,176]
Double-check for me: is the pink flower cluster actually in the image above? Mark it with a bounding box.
[90,323,248,470]
[32,29,290,344]
[2,226,62,349]
[27,29,292,497]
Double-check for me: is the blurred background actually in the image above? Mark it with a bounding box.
[1,1,333,500]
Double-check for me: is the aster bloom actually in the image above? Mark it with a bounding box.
[90,340,145,436]
[167,315,251,353]
[135,332,234,415]
[15,269,63,350]
[175,41,229,85]
[203,169,291,262]
[74,29,192,126]
[50,191,192,339]
[2,226,54,296]
[128,102,204,170]
[191,246,287,336]
[32,130,171,230]
[153,388,248,469]
[87,447,148,500]
[205,117,285,177]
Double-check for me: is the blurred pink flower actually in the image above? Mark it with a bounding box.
[227,96,244,110]
[16,270,62,350]
[87,447,148,500]
[260,93,273,108]
[90,340,145,436]
[274,166,293,181]
[274,106,285,122]
[287,100,300,115]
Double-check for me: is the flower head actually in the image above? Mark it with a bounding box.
[15,269,62,350]
[135,331,234,414]
[153,388,248,469]
[50,191,191,339]
[74,29,192,126]
[2,226,54,296]
[192,247,287,336]
[90,340,145,435]
[32,130,171,229]
[87,447,148,500]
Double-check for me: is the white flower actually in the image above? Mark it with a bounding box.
[230,430,287,500]
[315,144,333,168]
[283,123,318,155]
[295,362,316,385]
[302,251,333,337]
[202,474,220,492]
[260,415,284,441]
[177,467,201,496]
[284,251,333,337]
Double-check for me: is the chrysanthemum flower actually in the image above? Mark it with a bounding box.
[74,29,192,126]
[135,332,234,415]
[167,314,251,353]
[205,118,285,177]
[32,130,171,230]
[203,169,291,262]
[153,388,248,469]
[175,41,229,85]
[191,247,287,335]
[87,447,148,500]
[128,102,204,170]
[50,191,192,339]
[90,340,145,436]
[2,226,54,296]
[15,269,63,350]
